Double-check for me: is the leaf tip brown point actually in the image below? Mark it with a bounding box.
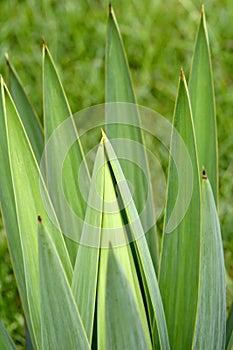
[202,167,208,180]
[5,53,10,67]
[109,3,112,13]
[42,37,47,49]
[180,68,185,80]
[37,215,42,223]
[201,4,205,16]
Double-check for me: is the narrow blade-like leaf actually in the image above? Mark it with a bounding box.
[0,78,72,348]
[43,44,90,264]
[159,71,201,350]
[106,5,158,273]
[97,135,152,350]
[0,321,17,350]
[106,5,136,103]
[6,55,44,163]
[38,222,90,350]
[189,6,218,202]
[192,174,226,349]
[0,77,34,346]
[72,140,104,344]
[105,248,150,350]
[103,134,170,349]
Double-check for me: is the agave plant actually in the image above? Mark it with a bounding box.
[0,4,231,350]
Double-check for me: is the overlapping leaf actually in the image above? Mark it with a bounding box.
[105,5,158,272]
[192,175,226,349]
[159,71,201,350]
[72,136,152,348]
[105,248,150,350]
[71,140,104,344]
[0,5,227,350]
[6,55,43,163]
[103,134,170,349]
[0,77,34,346]
[98,134,152,349]
[38,222,90,350]
[0,78,72,349]
[189,6,218,202]
[42,45,90,264]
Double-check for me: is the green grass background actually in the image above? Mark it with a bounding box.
[0,0,232,348]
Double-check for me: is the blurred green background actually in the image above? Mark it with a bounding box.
[0,0,232,348]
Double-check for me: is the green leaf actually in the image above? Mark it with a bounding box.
[159,71,201,350]
[42,44,90,264]
[189,6,218,203]
[105,248,150,350]
[0,321,17,350]
[0,78,72,349]
[103,133,170,349]
[43,44,73,140]
[97,135,152,350]
[0,76,34,346]
[71,140,104,344]
[38,222,91,350]
[192,175,226,349]
[0,66,44,347]
[105,5,158,273]
[106,5,136,103]
[226,303,233,350]
[72,136,151,349]
[6,55,44,163]
[98,246,153,350]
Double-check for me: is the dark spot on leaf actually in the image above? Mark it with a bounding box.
[202,168,207,180]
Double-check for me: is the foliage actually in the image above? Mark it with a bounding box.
[0,3,231,350]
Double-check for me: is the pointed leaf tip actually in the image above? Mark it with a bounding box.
[5,53,10,66]
[201,4,205,16]
[42,37,47,49]
[189,1,217,202]
[109,2,112,13]
[180,68,185,80]
[101,129,107,143]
